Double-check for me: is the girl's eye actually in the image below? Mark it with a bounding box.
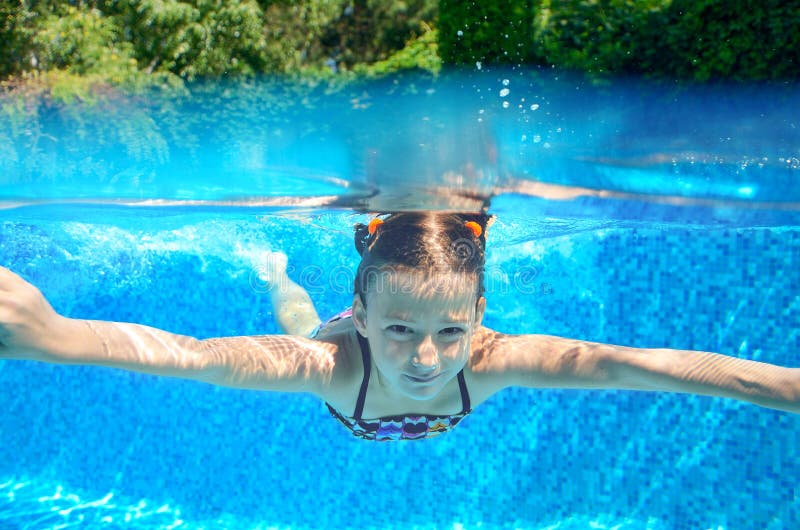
[385,325,464,337]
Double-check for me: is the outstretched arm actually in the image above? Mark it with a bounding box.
[0,266,336,393]
[476,330,799,414]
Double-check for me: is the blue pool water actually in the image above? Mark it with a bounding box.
[1,72,799,529]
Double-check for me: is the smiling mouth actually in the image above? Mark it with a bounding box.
[404,373,440,383]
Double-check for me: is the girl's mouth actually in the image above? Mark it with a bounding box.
[404,373,440,383]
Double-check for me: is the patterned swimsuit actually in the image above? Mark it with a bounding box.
[316,310,472,442]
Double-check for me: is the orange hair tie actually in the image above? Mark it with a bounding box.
[464,221,482,238]
[368,218,384,235]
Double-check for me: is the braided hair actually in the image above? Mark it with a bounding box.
[353,212,493,305]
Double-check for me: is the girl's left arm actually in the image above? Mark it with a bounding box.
[476,331,800,414]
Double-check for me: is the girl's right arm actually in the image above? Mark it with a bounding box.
[0,266,337,393]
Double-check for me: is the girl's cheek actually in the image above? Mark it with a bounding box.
[384,342,408,359]
[442,340,467,360]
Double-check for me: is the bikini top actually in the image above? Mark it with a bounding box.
[325,332,472,442]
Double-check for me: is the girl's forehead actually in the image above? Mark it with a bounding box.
[375,268,475,294]
[367,269,478,315]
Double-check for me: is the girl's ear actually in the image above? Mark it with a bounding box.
[352,294,368,337]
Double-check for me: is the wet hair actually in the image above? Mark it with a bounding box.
[353,212,493,305]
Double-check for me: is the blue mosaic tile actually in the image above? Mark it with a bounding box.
[0,213,798,529]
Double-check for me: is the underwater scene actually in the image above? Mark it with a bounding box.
[1,72,799,529]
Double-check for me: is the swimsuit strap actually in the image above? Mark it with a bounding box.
[352,331,472,419]
[353,332,372,420]
[456,369,471,413]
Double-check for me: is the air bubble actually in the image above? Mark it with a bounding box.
[499,88,510,97]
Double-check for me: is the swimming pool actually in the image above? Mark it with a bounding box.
[1,72,799,529]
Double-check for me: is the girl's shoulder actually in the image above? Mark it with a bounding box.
[462,325,509,407]
[310,318,363,401]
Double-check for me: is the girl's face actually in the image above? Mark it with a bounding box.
[352,269,485,401]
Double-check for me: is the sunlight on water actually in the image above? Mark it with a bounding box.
[0,478,184,529]
[0,477,695,530]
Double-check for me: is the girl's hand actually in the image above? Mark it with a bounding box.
[0,266,72,359]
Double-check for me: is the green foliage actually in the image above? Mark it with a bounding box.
[355,24,441,77]
[644,0,800,81]
[261,0,438,73]
[2,0,798,103]
[531,0,668,76]
[439,0,800,81]
[343,0,438,66]
[0,3,27,79]
[260,0,348,73]
[29,6,143,84]
[98,0,270,79]
[1,0,440,98]
[531,0,800,80]
[439,0,535,65]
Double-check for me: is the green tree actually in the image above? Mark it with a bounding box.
[439,0,800,81]
[98,0,270,79]
[439,0,536,66]
[261,0,437,73]
[0,3,27,79]
[643,0,800,81]
[29,6,137,77]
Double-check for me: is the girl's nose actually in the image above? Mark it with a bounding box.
[412,335,440,370]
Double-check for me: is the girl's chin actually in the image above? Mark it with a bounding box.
[399,376,445,399]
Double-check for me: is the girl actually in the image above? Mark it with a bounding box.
[0,212,797,442]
